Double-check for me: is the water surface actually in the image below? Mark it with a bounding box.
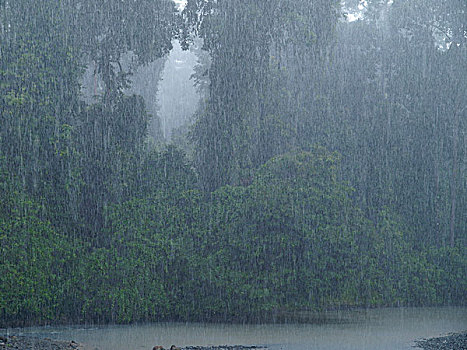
[12,307,467,350]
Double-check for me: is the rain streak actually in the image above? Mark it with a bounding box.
[0,0,466,349]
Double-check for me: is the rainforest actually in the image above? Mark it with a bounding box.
[0,0,466,327]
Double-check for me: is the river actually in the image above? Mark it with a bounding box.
[10,307,467,350]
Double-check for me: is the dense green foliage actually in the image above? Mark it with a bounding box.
[185,0,467,248]
[0,0,466,327]
[1,149,465,326]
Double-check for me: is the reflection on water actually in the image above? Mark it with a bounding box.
[11,307,467,350]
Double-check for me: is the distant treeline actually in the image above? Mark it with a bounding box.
[1,0,466,326]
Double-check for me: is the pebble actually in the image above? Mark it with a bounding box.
[414,331,467,350]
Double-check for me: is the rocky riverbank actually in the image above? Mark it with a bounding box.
[2,332,466,350]
[0,335,88,350]
[414,331,467,350]
[0,336,268,350]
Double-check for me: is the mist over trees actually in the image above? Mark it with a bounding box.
[183,0,466,246]
[0,0,466,326]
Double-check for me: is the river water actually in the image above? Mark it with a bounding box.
[11,307,467,350]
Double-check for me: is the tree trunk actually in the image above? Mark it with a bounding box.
[449,111,460,248]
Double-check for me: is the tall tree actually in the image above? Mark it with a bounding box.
[67,0,178,99]
[184,0,339,191]
[318,0,467,246]
[1,0,181,239]
[0,0,84,227]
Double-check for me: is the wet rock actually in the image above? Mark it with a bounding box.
[150,346,267,350]
[414,331,467,350]
[183,346,267,350]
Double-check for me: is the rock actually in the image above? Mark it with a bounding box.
[414,331,467,350]
[182,346,267,350]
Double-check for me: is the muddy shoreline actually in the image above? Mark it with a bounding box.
[0,335,89,350]
[0,337,267,350]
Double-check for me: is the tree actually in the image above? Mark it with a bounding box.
[67,0,178,99]
[184,0,339,191]
[0,0,84,229]
[308,0,467,247]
